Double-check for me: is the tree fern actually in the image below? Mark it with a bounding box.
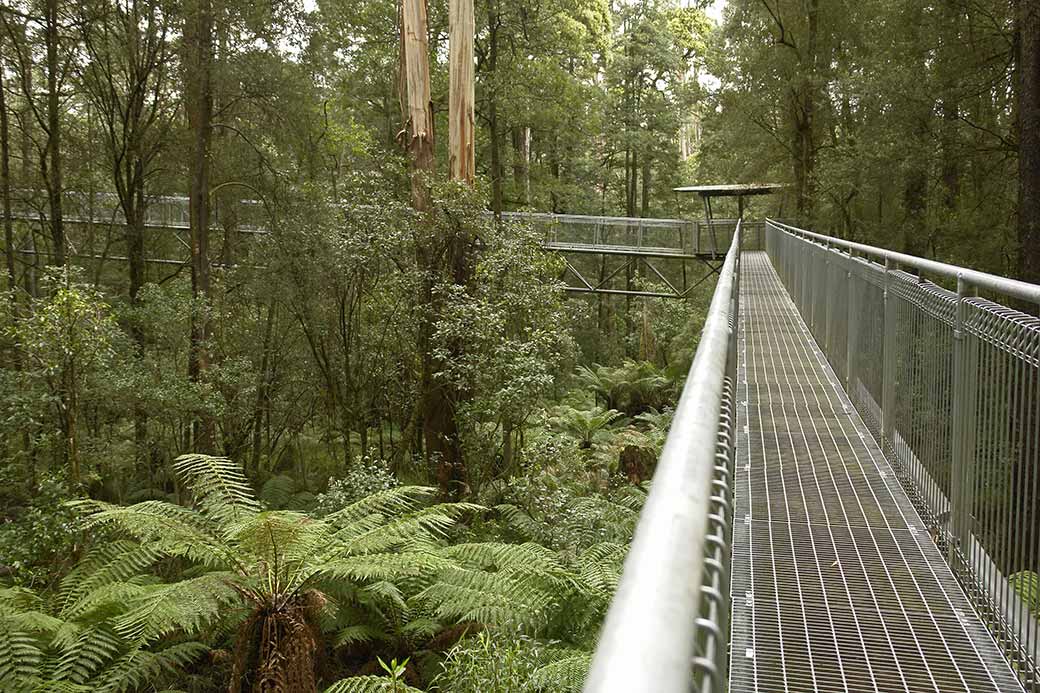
[92,641,209,693]
[57,542,164,618]
[70,456,482,693]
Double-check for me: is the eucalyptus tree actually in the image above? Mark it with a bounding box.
[1,33,14,292]
[77,0,177,308]
[606,0,703,218]
[0,0,74,267]
[182,0,217,453]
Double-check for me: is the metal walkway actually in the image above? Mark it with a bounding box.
[730,251,1022,693]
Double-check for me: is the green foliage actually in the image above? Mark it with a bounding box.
[68,455,489,688]
[1011,571,1040,616]
[0,473,80,587]
[433,630,590,693]
[314,458,401,516]
[574,360,675,416]
[548,406,623,449]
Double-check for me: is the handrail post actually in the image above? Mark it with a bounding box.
[846,248,857,394]
[948,274,977,567]
[730,221,742,371]
[882,257,897,448]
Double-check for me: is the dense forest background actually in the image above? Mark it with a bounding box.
[0,0,1036,691]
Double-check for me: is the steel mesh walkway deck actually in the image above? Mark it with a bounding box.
[730,252,1023,693]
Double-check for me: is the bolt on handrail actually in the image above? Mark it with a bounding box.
[766,219,1040,688]
[584,222,741,693]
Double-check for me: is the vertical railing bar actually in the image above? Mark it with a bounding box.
[950,275,973,561]
[883,258,897,451]
[997,322,1013,651]
[1029,323,1040,681]
[847,249,856,395]
[1011,322,1029,663]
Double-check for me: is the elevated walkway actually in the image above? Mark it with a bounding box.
[731,251,1022,692]
[585,223,1040,693]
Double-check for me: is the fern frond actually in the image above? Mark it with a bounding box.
[0,586,45,612]
[358,581,406,613]
[51,623,124,685]
[172,454,260,524]
[419,566,561,628]
[321,486,437,528]
[323,676,424,693]
[93,641,208,693]
[227,511,330,569]
[342,503,481,554]
[60,580,154,623]
[332,624,390,648]
[58,541,164,618]
[529,652,590,692]
[316,551,453,585]
[494,504,545,542]
[114,573,243,643]
[259,474,298,509]
[0,618,44,685]
[444,542,572,584]
[576,543,626,594]
[71,500,229,568]
[0,608,63,636]
[398,617,440,640]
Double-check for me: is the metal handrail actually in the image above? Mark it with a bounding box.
[584,222,741,693]
[768,218,1040,305]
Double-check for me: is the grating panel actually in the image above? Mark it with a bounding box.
[730,252,1023,693]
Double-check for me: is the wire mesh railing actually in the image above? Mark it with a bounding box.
[584,223,741,693]
[766,219,1040,691]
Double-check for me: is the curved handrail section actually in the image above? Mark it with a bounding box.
[767,218,1040,304]
[584,222,741,693]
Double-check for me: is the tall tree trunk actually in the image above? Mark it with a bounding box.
[486,0,503,215]
[449,0,475,184]
[402,0,468,499]
[186,0,216,452]
[939,2,961,214]
[1019,0,1040,283]
[250,303,276,475]
[1,41,14,292]
[400,0,435,211]
[511,126,531,205]
[791,0,819,222]
[641,155,651,218]
[44,0,64,266]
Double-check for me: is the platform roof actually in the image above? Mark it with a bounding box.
[672,183,784,197]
